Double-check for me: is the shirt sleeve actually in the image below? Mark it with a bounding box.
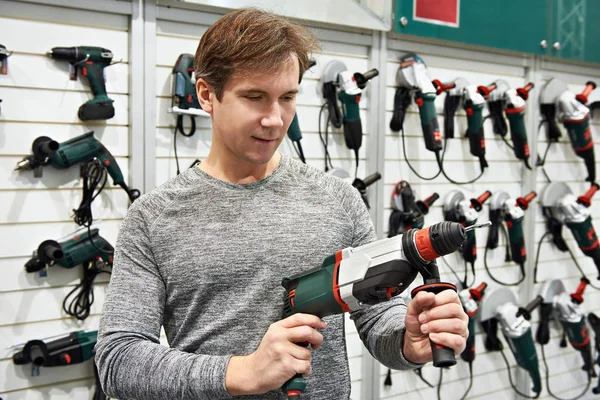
[95,200,233,400]
[345,186,425,370]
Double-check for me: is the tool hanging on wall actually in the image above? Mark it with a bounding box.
[479,288,543,398]
[478,80,536,170]
[443,190,492,287]
[47,46,118,121]
[25,227,113,320]
[319,60,378,177]
[281,221,491,399]
[287,113,306,163]
[0,43,12,116]
[588,312,600,394]
[539,78,597,183]
[168,53,210,175]
[436,282,487,400]
[485,191,537,286]
[432,77,488,181]
[388,180,439,237]
[539,182,600,282]
[536,279,595,400]
[327,168,381,209]
[15,131,140,202]
[11,330,108,399]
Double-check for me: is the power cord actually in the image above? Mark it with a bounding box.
[483,223,525,286]
[318,103,334,171]
[62,260,111,320]
[173,117,196,175]
[540,345,591,400]
[436,363,473,400]
[500,349,541,399]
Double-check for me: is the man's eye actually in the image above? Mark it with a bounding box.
[282,96,295,102]
[246,96,262,101]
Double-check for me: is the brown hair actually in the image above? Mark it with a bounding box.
[194,8,320,100]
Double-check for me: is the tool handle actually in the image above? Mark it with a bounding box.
[562,115,595,182]
[576,81,597,104]
[566,217,600,279]
[469,282,487,301]
[411,282,458,368]
[96,141,125,186]
[432,79,455,95]
[417,193,439,214]
[338,92,363,151]
[463,220,478,264]
[362,172,382,187]
[577,183,600,207]
[77,61,109,101]
[570,277,590,304]
[506,216,526,265]
[465,102,487,170]
[282,373,307,399]
[470,190,492,211]
[354,68,379,89]
[415,92,443,152]
[561,318,594,374]
[517,295,543,320]
[505,110,531,165]
[516,191,537,210]
[516,82,535,100]
[477,83,497,99]
[460,316,476,363]
[536,303,553,345]
[287,113,302,142]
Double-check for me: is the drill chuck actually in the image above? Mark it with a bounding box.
[47,47,79,62]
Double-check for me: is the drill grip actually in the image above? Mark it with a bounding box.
[506,216,526,265]
[566,217,600,278]
[505,110,530,165]
[465,102,487,170]
[563,115,596,182]
[415,92,442,153]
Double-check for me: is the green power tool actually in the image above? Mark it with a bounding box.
[48,46,115,121]
[24,227,113,274]
[12,330,97,368]
[15,131,140,202]
[479,288,543,396]
[280,221,491,399]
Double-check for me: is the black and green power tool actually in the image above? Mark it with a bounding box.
[15,131,139,202]
[280,220,491,399]
[388,180,439,237]
[542,182,600,279]
[479,288,543,396]
[537,279,595,380]
[25,227,113,274]
[13,330,97,368]
[47,46,115,121]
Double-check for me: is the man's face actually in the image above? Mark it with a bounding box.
[205,55,299,166]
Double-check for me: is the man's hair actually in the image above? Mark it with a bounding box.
[194,8,320,100]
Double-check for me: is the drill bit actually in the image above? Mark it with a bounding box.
[465,221,492,232]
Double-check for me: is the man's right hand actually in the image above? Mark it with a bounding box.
[225,313,327,396]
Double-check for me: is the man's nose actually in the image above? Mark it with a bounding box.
[261,102,284,128]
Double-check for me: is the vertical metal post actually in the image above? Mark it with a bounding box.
[129,0,145,194]
[143,0,157,192]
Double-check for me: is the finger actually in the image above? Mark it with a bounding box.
[420,302,466,324]
[291,358,312,376]
[286,326,324,349]
[420,318,467,337]
[429,290,462,307]
[407,291,436,316]
[287,343,312,361]
[278,313,327,330]
[429,332,466,354]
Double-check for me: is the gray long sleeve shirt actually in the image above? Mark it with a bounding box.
[96,154,421,400]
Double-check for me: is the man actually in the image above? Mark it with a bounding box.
[96,8,468,400]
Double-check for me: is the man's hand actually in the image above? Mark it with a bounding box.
[403,290,468,364]
[225,313,327,396]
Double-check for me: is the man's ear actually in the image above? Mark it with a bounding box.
[196,78,214,113]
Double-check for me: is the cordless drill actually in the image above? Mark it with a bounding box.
[487,191,537,280]
[537,279,595,379]
[47,46,114,121]
[479,81,535,169]
[388,180,439,237]
[480,288,543,395]
[13,330,97,368]
[15,131,140,202]
[443,190,492,272]
[432,77,488,172]
[281,221,490,399]
[458,282,487,364]
[25,228,113,273]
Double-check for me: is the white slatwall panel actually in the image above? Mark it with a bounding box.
[533,69,600,400]
[0,1,130,398]
[154,8,374,399]
[381,43,534,400]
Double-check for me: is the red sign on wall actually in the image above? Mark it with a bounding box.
[414,0,460,27]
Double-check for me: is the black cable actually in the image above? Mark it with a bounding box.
[437,367,443,400]
[483,223,525,286]
[293,141,306,163]
[173,115,196,176]
[400,123,442,180]
[437,136,485,185]
[414,367,435,388]
[173,123,181,175]
[541,345,591,400]
[461,362,474,400]
[318,103,334,171]
[62,260,111,321]
[500,134,515,150]
[72,159,113,256]
[536,120,553,183]
[499,349,541,399]
[440,256,463,286]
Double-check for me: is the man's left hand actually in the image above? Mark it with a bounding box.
[402,290,468,364]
